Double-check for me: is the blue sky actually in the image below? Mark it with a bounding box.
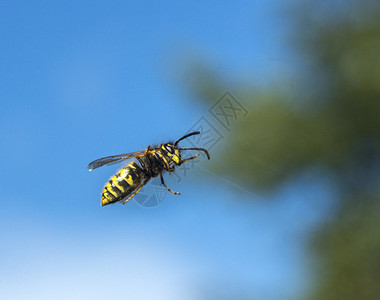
[0,1,335,299]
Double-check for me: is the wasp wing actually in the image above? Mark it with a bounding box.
[88,150,147,171]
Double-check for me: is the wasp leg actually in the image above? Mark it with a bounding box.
[178,147,210,160]
[143,145,152,158]
[123,183,145,204]
[160,173,181,195]
[180,154,199,165]
[146,145,155,154]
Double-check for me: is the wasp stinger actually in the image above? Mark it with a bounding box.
[88,131,210,206]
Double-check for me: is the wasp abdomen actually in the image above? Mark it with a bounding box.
[101,161,146,206]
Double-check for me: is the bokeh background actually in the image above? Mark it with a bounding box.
[1,1,379,299]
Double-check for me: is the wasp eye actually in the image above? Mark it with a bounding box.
[165,145,174,154]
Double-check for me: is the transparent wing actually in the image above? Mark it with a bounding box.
[88,150,146,171]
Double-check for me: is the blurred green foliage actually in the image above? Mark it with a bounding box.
[311,192,380,300]
[186,0,380,299]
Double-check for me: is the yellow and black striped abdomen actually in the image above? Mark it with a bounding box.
[101,161,146,206]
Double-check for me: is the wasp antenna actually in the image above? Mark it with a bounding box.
[174,131,200,146]
[178,147,210,160]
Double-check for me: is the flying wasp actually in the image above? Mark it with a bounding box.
[88,131,210,206]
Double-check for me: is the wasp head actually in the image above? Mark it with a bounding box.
[160,143,181,166]
[159,132,210,170]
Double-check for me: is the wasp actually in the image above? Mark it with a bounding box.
[88,131,210,206]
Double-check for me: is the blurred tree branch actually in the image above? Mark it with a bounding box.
[183,0,380,299]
